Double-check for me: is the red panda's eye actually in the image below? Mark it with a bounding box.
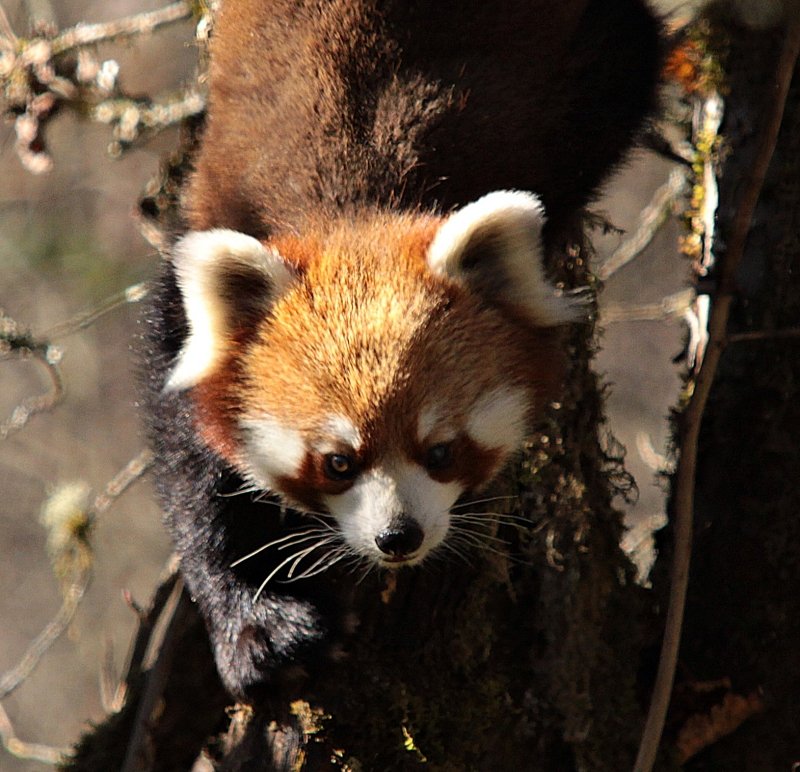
[425,442,454,471]
[323,453,359,481]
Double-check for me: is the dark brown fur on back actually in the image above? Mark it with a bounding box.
[187,0,661,237]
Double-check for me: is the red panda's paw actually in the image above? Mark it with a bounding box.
[212,593,341,698]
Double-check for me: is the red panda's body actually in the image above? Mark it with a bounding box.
[141,0,662,695]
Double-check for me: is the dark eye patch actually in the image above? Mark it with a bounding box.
[323,452,359,481]
[424,442,455,471]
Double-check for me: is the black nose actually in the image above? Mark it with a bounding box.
[375,518,424,557]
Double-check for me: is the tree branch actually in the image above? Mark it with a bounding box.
[0,1,204,172]
[0,702,67,765]
[633,12,800,771]
[595,168,687,281]
[0,449,153,701]
[50,1,192,55]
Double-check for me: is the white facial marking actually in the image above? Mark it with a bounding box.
[164,229,295,392]
[417,404,457,445]
[417,405,440,443]
[324,460,462,565]
[316,414,361,452]
[466,387,529,454]
[239,414,306,488]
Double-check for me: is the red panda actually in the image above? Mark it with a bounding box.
[141,0,662,695]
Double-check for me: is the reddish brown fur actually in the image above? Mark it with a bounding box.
[182,0,661,483]
[190,211,563,489]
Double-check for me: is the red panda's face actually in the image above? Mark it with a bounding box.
[166,191,584,568]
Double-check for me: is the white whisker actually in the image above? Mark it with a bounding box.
[449,530,513,561]
[276,531,336,551]
[282,547,350,583]
[252,543,322,601]
[230,526,327,567]
[215,481,266,499]
[355,559,377,585]
[252,489,278,504]
[450,495,518,510]
[451,511,530,525]
[435,538,475,569]
[307,514,339,532]
[449,525,510,546]
[286,536,338,577]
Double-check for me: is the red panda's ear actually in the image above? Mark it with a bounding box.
[426,190,587,326]
[164,229,296,392]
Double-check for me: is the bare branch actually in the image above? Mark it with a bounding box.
[596,168,687,281]
[94,90,205,155]
[0,313,65,440]
[634,13,800,772]
[0,702,68,765]
[601,287,695,323]
[121,579,189,772]
[43,282,149,340]
[91,449,154,517]
[0,4,17,43]
[0,449,153,701]
[50,2,192,55]
[1,1,204,172]
[116,557,180,710]
[0,577,88,700]
[1,280,149,438]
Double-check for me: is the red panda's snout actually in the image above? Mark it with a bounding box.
[165,190,588,570]
[236,385,534,567]
[321,458,460,566]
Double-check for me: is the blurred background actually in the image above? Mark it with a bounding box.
[1,2,195,768]
[0,1,696,769]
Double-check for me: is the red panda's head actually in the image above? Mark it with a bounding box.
[165,191,585,568]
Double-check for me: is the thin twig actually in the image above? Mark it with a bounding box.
[633,15,800,772]
[596,168,687,281]
[0,701,68,765]
[50,1,192,55]
[0,450,154,701]
[601,287,695,323]
[90,449,154,517]
[0,578,88,700]
[99,637,119,714]
[0,346,65,440]
[43,282,149,340]
[116,556,180,710]
[0,3,17,42]
[1,281,149,438]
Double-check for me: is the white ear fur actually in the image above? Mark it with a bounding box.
[164,229,295,392]
[426,190,586,326]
